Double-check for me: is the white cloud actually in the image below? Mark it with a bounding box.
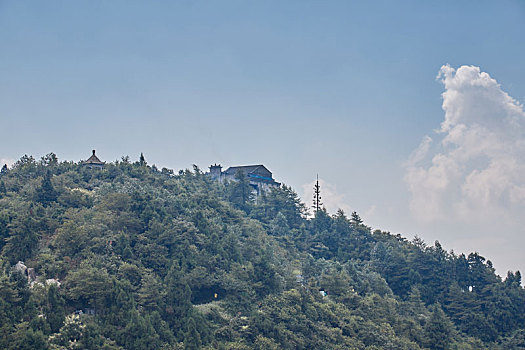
[406,135,433,167]
[0,158,15,168]
[405,65,525,224]
[301,177,352,216]
[404,65,525,274]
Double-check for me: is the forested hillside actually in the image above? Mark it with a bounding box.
[0,153,524,349]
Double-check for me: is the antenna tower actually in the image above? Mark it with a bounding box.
[313,174,322,213]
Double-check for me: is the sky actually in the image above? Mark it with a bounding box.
[1,1,525,276]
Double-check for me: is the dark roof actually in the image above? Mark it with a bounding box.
[84,150,104,165]
[223,165,271,176]
[220,164,280,186]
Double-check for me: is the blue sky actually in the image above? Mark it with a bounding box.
[1,1,525,275]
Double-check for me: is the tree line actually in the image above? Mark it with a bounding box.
[0,153,523,349]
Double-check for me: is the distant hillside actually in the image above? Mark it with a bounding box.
[0,153,523,350]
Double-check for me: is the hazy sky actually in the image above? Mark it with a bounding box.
[1,1,525,276]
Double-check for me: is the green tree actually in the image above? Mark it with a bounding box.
[504,270,522,288]
[139,153,147,166]
[44,284,66,333]
[36,171,57,204]
[228,170,254,212]
[251,185,306,229]
[3,212,45,263]
[120,310,161,350]
[65,264,112,311]
[350,211,363,225]
[184,317,202,350]
[138,273,166,311]
[164,263,193,337]
[269,212,289,236]
[8,322,48,350]
[500,329,525,350]
[253,249,280,297]
[40,153,58,167]
[423,304,455,350]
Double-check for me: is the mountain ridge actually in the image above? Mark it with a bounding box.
[0,153,523,349]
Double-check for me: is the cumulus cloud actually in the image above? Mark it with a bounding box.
[406,135,433,167]
[301,177,352,216]
[405,65,525,225]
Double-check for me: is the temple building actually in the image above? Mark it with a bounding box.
[209,164,280,194]
[83,150,105,169]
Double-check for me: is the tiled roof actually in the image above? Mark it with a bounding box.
[84,150,104,164]
[223,165,268,176]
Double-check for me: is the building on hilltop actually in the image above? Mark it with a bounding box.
[208,164,280,194]
[83,150,105,169]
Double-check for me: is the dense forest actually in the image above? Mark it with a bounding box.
[0,153,524,349]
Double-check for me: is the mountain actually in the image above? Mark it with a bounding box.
[0,153,524,349]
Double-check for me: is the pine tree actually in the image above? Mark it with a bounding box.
[313,174,322,213]
[164,263,193,338]
[139,153,147,166]
[423,304,455,350]
[270,212,290,236]
[184,317,202,350]
[350,211,363,225]
[40,152,58,166]
[45,284,66,333]
[0,181,6,196]
[229,170,253,212]
[36,171,57,204]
